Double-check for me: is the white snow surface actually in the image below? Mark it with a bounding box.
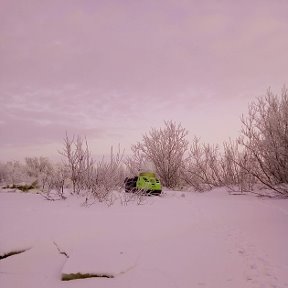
[1,188,288,288]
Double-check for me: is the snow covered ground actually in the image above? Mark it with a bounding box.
[1,188,288,288]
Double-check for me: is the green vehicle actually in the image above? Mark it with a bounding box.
[124,172,162,196]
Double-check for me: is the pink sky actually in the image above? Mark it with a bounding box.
[1,0,288,161]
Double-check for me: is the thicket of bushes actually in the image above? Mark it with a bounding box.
[0,88,287,199]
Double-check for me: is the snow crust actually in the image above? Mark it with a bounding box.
[1,188,288,288]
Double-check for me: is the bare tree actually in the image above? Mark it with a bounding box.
[59,133,94,194]
[131,121,189,188]
[221,139,256,193]
[2,161,28,186]
[182,137,223,191]
[47,163,70,199]
[25,157,53,191]
[237,87,288,196]
[85,145,125,203]
[0,162,7,184]
[125,148,148,176]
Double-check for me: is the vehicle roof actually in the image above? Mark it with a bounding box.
[139,172,156,177]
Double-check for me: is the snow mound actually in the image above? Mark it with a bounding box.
[62,240,139,278]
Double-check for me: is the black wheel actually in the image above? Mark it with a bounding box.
[124,177,138,193]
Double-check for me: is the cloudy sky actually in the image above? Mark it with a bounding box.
[1,0,288,162]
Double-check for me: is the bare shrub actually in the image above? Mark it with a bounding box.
[120,189,150,205]
[125,148,148,176]
[85,146,125,203]
[59,134,125,204]
[1,161,28,186]
[59,134,94,194]
[0,162,6,184]
[43,163,70,200]
[221,140,256,193]
[131,121,189,188]
[182,137,223,191]
[237,87,288,196]
[25,157,54,191]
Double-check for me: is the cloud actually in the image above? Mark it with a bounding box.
[0,87,110,147]
[1,0,287,95]
[0,0,287,160]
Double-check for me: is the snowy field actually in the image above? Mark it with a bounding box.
[1,188,288,288]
